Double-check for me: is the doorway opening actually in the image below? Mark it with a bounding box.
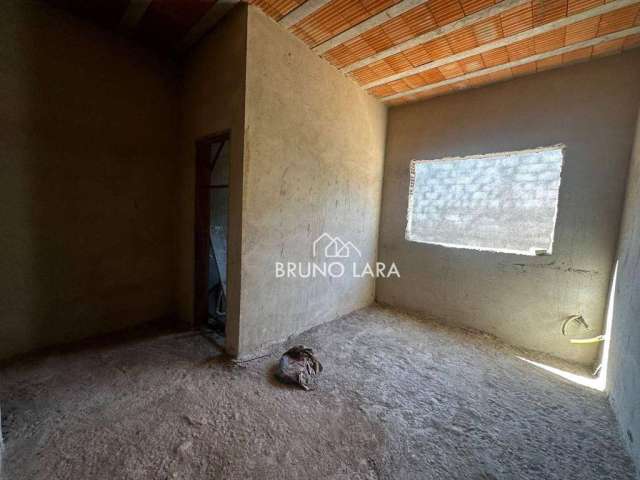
[195,132,230,346]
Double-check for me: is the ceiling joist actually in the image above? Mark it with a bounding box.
[279,0,333,28]
[382,25,640,101]
[170,0,640,104]
[342,0,531,73]
[312,0,426,54]
[364,0,640,89]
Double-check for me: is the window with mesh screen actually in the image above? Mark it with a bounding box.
[406,145,564,256]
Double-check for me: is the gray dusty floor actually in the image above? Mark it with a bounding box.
[0,306,636,479]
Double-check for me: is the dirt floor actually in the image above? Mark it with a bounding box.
[0,306,636,479]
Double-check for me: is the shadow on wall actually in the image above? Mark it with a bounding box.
[0,1,179,360]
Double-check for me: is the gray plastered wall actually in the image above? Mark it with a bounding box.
[0,0,180,360]
[608,105,640,479]
[236,6,387,356]
[377,49,640,366]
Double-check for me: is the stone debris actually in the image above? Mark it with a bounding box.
[276,345,323,390]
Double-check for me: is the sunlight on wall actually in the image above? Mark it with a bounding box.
[596,259,618,390]
[516,260,618,392]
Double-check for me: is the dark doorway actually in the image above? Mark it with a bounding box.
[195,132,230,343]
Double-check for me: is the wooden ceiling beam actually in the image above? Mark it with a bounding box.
[382,25,640,102]
[120,0,153,30]
[364,0,640,89]
[279,0,333,28]
[342,0,530,73]
[313,0,426,54]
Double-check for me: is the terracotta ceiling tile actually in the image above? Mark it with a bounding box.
[403,44,434,66]
[423,37,455,60]
[506,38,536,60]
[322,45,353,67]
[500,1,533,36]
[404,73,428,88]
[249,0,305,20]
[597,4,640,35]
[381,15,415,45]
[360,26,395,53]
[370,58,397,77]
[400,4,438,37]
[567,0,604,16]
[369,84,397,97]
[291,0,351,46]
[458,54,486,72]
[592,37,625,56]
[472,17,504,45]
[254,0,638,105]
[565,16,600,44]
[460,0,495,15]
[532,0,568,27]
[481,46,510,66]
[533,28,566,53]
[420,67,447,84]
[562,46,593,63]
[429,0,465,26]
[388,78,413,93]
[438,61,465,79]
[337,0,371,28]
[361,0,401,16]
[351,66,378,84]
[342,36,376,59]
[385,53,414,73]
[446,26,479,53]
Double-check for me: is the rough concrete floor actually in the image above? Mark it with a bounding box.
[0,306,635,480]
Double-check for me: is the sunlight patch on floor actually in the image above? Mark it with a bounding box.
[517,356,604,391]
[516,261,619,393]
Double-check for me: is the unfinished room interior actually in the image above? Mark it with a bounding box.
[1,0,640,478]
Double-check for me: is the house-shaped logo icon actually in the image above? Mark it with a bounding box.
[312,233,362,258]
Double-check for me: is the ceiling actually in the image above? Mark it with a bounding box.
[47,0,640,105]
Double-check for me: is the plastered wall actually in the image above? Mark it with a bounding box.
[0,1,385,361]
[237,7,387,357]
[179,4,247,355]
[377,50,640,366]
[0,0,179,360]
[608,106,640,478]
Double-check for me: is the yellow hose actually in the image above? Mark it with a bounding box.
[570,335,605,344]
